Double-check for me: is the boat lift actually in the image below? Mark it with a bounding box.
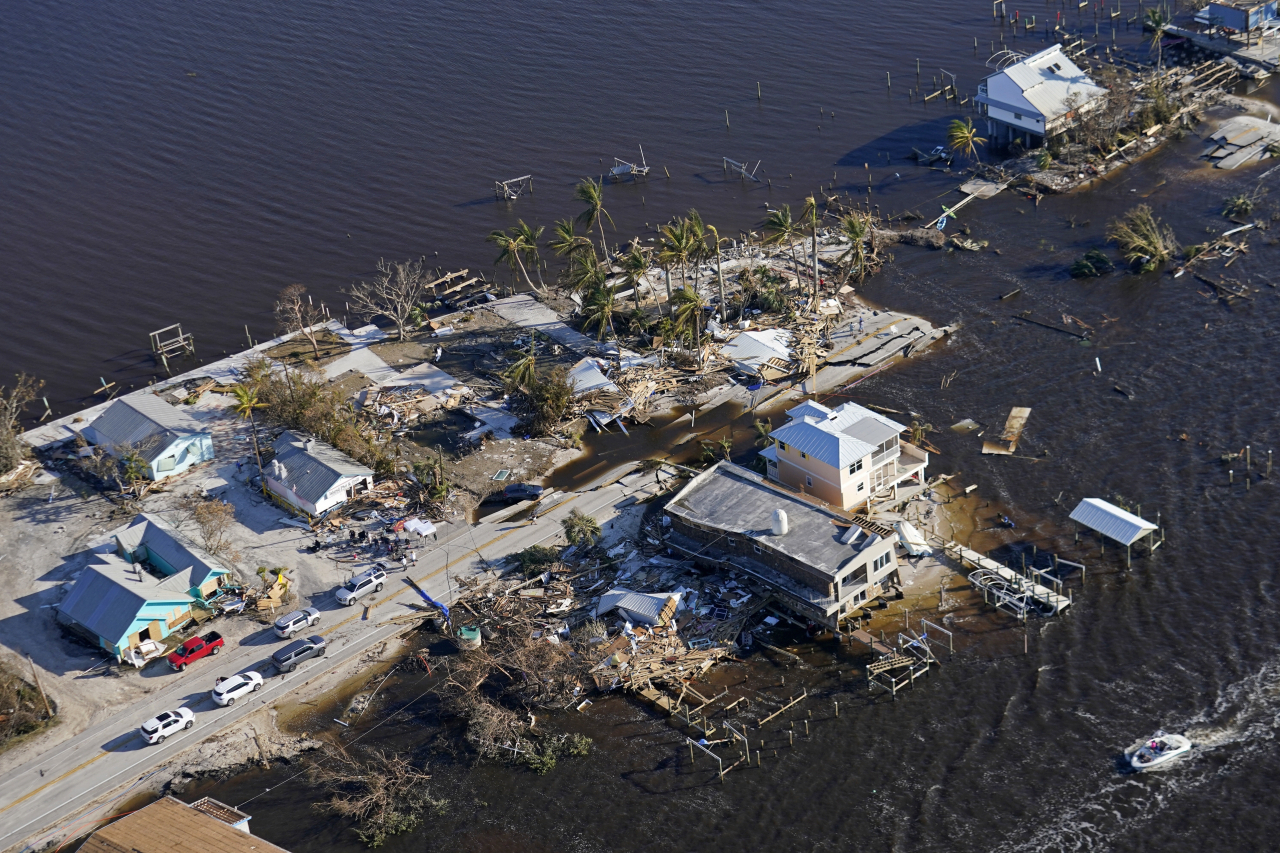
[723,157,762,182]
[851,620,951,700]
[608,146,650,182]
[494,175,533,201]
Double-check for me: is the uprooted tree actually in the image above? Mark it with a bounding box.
[345,257,436,341]
[274,284,326,359]
[309,747,447,848]
[0,374,43,476]
[1107,204,1180,272]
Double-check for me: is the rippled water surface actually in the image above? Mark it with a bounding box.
[6,2,1280,851]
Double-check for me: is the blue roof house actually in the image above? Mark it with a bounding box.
[57,513,233,658]
[81,395,214,481]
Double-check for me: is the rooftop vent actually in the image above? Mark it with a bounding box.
[771,509,789,536]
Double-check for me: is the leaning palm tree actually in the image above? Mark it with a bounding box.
[548,218,594,260]
[581,285,619,340]
[946,118,987,163]
[511,220,546,291]
[618,239,652,311]
[503,342,537,392]
[230,384,266,486]
[487,223,542,293]
[658,218,694,314]
[574,178,614,259]
[762,205,805,281]
[753,418,773,447]
[836,212,871,285]
[561,509,602,547]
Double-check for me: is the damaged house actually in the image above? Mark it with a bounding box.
[265,431,374,517]
[663,461,902,628]
[80,394,215,481]
[759,399,928,509]
[976,44,1107,149]
[57,513,233,659]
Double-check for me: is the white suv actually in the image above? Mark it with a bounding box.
[336,567,387,606]
[139,708,194,744]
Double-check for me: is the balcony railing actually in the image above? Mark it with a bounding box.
[870,445,901,469]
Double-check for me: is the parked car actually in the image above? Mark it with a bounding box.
[336,567,387,606]
[271,635,327,673]
[503,483,545,503]
[211,672,264,707]
[167,632,224,672]
[139,707,194,744]
[274,607,321,639]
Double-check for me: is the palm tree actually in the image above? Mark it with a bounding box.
[753,418,773,447]
[564,251,608,299]
[686,208,710,291]
[511,220,546,290]
[230,384,266,487]
[618,239,651,311]
[800,196,821,304]
[574,178,614,259]
[1145,8,1168,70]
[549,218,594,261]
[672,285,707,364]
[487,222,543,293]
[581,285,619,340]
[704,223,728,322]
[836,212,871,285]
[946,118,987,163]
[561,509,601,547]
[762,205,804,282]
[504,339,537,392]
[658,218,695,304]
[716,432,733,459]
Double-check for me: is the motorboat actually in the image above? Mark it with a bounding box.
[1128,730,1192,771]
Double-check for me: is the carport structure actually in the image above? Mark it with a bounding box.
[1068,498,1163,567]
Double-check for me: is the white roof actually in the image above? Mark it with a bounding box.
[986,45,1106,120]
[1069,498,1157,546]
[723,329,793,373]
[767,400,906,468]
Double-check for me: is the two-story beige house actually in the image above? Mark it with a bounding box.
[759,400,928,510]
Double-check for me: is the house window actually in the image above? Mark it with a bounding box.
[857,483,865,491]
[753,544,761,554]
[873,552,892,573]
[156,457,175,472]
[800,452,808,460]
[778,441,787,452]
[805,475,813,487]
[1014,113,1022,120]
[727,537,736,547]
[849,459,863,474]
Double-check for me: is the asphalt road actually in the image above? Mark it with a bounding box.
[0,472,660,852]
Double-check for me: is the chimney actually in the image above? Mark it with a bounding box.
[304,438,315,452]
[771,509,789,536]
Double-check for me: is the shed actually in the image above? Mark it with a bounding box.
[265,431,374,517]
[594,588,681,626]
[1069,498,1158,546]
[81,395,215,480]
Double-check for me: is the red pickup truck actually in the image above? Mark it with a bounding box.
[167,632,224,671]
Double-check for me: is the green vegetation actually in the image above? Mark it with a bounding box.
[0,374,42,476]
[1069,248,1116,278]
[1223,193,1255,218]
[946,117,987,163]
[561,509,601,547]
[513,544,560,576]
[519,733,593,775]
[1106,205,1179,272]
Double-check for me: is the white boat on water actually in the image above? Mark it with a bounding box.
[1127,730,1192,771]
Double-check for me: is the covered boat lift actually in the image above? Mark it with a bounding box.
[1068,498,1163,567]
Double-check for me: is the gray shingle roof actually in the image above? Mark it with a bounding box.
[58,554,194,644]
[86,396,208,463]
[271,432,373,507]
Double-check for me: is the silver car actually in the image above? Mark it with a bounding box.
[336,567,387,606]
[274,607,321,639]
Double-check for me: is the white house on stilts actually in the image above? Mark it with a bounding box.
[976,45,1107,150]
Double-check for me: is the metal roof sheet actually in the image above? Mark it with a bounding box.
[86,396,208,463]
[786,400,833,421]
[992,44,1106,120]
[826,401,906,435]
[594,588,680,625]
[566,358,618,396]
[770,419,876,469]
[1069,498,1157,546]
[271,431,373,507]
[58,555,194,644]
[723,329,793,372]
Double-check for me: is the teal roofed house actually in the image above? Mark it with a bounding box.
[57,513,233,659]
